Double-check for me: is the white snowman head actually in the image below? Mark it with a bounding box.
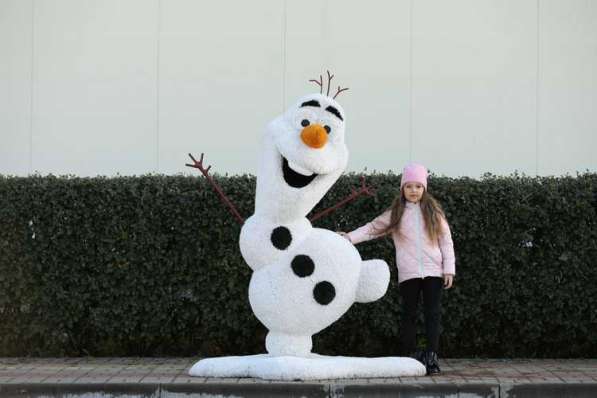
[255,93,349,222]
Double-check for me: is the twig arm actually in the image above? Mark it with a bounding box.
[186,153,245,225]
[309,176,375,223]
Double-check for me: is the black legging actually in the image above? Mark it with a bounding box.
[399,276,443,354]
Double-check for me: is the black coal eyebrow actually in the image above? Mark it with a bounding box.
[325,105,343,121]
[300,100,320,108]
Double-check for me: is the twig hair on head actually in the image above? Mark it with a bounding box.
[309,74,323,94]
[309,70,349,99]
[333,86,349,99]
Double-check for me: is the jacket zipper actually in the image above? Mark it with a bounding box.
[415,204,424,278]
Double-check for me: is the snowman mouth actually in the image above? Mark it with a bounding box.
[282,156,318,188]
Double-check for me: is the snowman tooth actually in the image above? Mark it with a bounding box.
[288,160,314,176]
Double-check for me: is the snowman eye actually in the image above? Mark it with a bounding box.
[301,119,310,127]
[324,125,331,134]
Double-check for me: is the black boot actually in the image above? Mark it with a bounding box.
[424,350,441,375]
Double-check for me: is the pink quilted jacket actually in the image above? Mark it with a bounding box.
[347,201,456,283]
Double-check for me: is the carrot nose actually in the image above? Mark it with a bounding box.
[300,124,328,149]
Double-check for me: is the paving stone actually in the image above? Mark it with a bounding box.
[0,357,596,397]
[140,375,177,383]
[70,376,112,383]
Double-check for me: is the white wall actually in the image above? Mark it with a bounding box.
[1,0,596,178]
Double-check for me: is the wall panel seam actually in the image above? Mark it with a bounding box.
[29,0,36,175]
[156,0,162,173]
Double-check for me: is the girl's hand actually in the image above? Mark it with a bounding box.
[443,274,454,289]
[337,231,352,243]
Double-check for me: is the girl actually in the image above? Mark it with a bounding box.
[339,163,455,375]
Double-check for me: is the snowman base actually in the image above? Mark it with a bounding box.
[188,353,426,380]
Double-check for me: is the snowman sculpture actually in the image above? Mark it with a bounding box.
[186,73,425,379]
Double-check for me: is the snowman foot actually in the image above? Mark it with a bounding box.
[188,354,426,380]
[266,332,312,357]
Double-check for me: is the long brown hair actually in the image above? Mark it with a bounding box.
[373,189,446,243]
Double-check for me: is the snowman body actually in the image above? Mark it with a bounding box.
[189,91,427,378]
[243,222,363,355]
[239,93,390,357]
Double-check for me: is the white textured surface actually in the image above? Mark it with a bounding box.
[188,354,426,380]
[239,214,312,272]
[355,259,391,303]
[247,229,365,338]
[241,93,390,357]
[253,93,348,222]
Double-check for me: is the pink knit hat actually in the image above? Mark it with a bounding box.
[400,162,428,190]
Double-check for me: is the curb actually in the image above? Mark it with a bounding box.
[1,381,597,398]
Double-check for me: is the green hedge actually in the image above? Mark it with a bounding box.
[1,173,596,358]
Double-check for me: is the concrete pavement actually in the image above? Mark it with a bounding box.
[0,357,596,397]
